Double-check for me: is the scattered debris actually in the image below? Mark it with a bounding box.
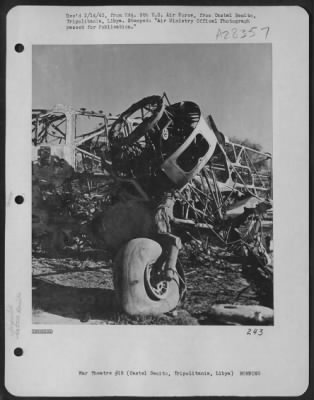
[32,93,273,323]
[198,304,274,325]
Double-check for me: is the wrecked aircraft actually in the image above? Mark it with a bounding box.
[32,93,273,317]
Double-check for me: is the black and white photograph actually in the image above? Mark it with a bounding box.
[32,44,274,325]
[5,6,309,397]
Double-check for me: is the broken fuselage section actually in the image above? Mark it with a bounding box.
[107,93,272,202]
[32,94,272,265]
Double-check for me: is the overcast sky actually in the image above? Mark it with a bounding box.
[33,44,272,152]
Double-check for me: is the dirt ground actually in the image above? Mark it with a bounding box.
[32,237,273,325]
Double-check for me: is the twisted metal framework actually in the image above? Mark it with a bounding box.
[32,97,272,259]
[32,104,115,174]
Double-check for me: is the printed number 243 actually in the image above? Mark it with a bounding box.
[247,328,263,336]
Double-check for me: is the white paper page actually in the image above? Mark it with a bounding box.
[5,5,309,397]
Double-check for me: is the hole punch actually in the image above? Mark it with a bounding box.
[15,195,24,204]
[15,43,24,53]
[14,347,23,357]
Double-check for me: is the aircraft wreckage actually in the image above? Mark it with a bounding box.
[32,94,273,317]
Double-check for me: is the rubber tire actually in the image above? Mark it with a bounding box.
[113,238,181,316]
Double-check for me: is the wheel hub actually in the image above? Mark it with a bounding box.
[145,263,169,300]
